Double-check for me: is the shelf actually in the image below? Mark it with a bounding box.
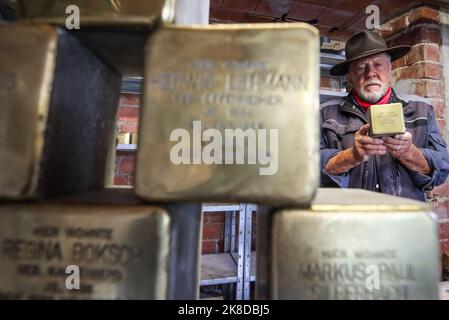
[202,203,240,212]
[320,90,347,103]
[200,253,238,286]
[116,144,137,151]
[121,77,143,94]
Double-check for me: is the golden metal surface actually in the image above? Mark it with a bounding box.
[0,24,121,200]
[0,202,170,299]
[0,24,57,199]
[18,0,173,25]
[311,188,429,212]
[271,189,439,300]
[137,24,320,205]
[369,103,405,137]
[131,133,138,145]
[117,132,130,145]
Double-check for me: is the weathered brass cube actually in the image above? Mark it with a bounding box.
[0,189,202,299]
[17,0,174,26]
[0,24,121,200]
[136,24,320,206]
[269,188,439,300]
[368,103,406,137]
[17,0,175,76]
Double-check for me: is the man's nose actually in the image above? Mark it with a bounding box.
[365,64,377,79]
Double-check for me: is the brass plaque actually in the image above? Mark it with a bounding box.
[18,0,174,25]
[0,24,121,199]
[0,25,56,199]
[368,103,405,137]
[271,188,439,300]
[117,132,131,145]
[131,133,138,145]
[0,202,170,299]
[137,24,320,206]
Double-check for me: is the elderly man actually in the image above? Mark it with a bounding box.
[321,31,449,201]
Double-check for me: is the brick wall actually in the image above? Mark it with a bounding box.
[380,6,449,266]
[114,94,139,186]
[202,212,225,254]
[201,211,257,254]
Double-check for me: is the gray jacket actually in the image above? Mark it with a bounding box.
[320,89,449,201]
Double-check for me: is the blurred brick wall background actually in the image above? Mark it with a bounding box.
[114,94,138,186]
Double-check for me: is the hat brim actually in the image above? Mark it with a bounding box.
[329,45,411,76]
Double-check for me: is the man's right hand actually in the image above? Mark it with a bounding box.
[325,124,386,176]
[352,124,387,162]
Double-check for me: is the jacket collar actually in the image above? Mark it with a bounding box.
[338,88,408,122]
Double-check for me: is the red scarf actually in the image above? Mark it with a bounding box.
[352,87,392,111]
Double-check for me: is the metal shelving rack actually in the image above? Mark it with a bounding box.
[200,204,256,300]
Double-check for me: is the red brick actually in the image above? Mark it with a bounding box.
[409,7,440,25]
[408,43,441,65]
[118,156,135,175]
[205,212,226,224]
[120,123,138,133]
[392,55,408,69]
[440,223,449,242]
[413,80,444,98]
[118,106,139,119]
[113,175,129,186]
[202,224,223,240]
[392,62,442,82]
[380,7,440,39]
[201,240,219,254]
[380,16,407,40]
[386,25,441,47]
[119,94,140,108]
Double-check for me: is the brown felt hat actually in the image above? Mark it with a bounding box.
[329,31,411,76]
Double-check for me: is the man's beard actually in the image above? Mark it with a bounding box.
[357,81,389,103]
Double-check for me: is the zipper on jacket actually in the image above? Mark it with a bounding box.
[393,158,400,196]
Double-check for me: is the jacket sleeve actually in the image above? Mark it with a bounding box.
[320,111,350,188]
[408,106,449,191]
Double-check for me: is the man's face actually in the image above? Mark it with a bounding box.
[347,53,392,103]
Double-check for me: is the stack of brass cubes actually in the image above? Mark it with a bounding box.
[0,0,441,300]
[0,0,201,300]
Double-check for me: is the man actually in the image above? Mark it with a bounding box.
[321,31,449,201]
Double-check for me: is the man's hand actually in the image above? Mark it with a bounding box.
[383,132,413,160]
[383,131,431,175]
[325,124,386,176]
[352,124,387,162]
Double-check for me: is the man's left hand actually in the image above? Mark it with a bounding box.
[383,132,413,160]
